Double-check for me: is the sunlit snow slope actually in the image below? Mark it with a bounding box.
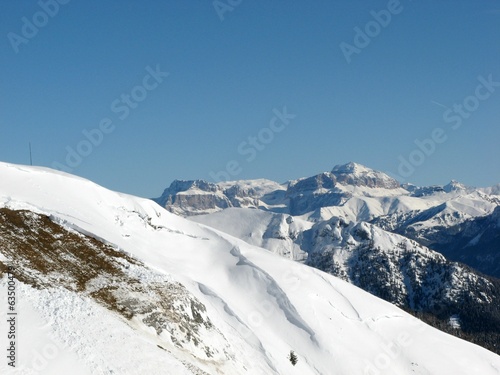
[0,162,499,375]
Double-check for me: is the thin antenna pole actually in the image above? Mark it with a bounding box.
[29,142,33,166]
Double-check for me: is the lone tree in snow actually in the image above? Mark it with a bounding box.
[288,350,298,366]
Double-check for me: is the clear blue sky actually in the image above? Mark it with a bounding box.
[1,0,499,198]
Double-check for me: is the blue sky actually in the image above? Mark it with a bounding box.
[1,0,499,197]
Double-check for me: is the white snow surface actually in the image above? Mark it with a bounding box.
[190,208,311,261]
[0,162,499,375]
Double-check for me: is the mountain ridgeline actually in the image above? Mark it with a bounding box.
[156,162,500,354]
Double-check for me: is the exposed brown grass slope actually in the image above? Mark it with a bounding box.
[0,208,228,361]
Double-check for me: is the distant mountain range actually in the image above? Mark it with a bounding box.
[154,162,499,275]
[155,162,500,353]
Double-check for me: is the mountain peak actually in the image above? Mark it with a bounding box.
[331,162,400,189]
[331,161,371,174]
[443,180,469,193]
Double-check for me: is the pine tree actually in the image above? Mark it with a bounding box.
[288,350,298,366]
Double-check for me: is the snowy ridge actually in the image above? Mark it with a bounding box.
[0,161,499,374]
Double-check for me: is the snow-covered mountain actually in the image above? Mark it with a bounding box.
[406,206,500,278]
[156,162,497,224]
[157,162,499,273]
[371,194,500,278]
[302,218,500,315]
[191,207,500,351]
[1,162,500,374]
[154,178,286,216]
[161,162,500,352]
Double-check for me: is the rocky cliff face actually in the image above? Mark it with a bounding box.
[154,179,283,216]
[153,180,231,216]
[285,174,348,216]
[284,163,403,215]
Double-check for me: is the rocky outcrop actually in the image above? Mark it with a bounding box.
[154,180,232,216]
